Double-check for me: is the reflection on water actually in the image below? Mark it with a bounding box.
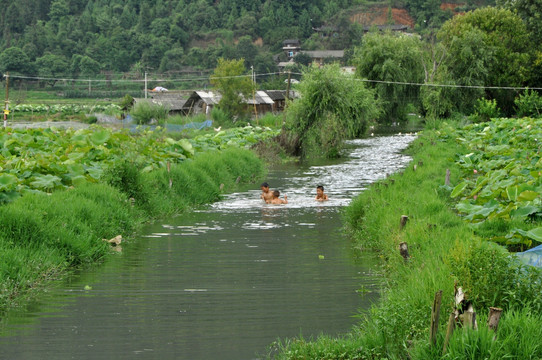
[0,134,415,360]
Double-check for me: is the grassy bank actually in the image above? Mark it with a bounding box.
[269,122,542,359]
[0,147,265,313]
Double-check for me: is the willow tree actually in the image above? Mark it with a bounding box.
[352,32,425,123]
[286,64,380,158]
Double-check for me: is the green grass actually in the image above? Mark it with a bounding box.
[0,147,266,313]
[270,122,542,359]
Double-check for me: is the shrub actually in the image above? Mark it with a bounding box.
[515,89,542,118]
[130,101,169,124]
[84,115,98,124]
[210,107,233,127]
[119,94,134,111]
[469,98,501,122]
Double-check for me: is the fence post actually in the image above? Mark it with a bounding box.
[430,290,443,346]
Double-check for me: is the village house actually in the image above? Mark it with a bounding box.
[312,25,339,38]
[300,50,345,66]
[282,39,301,60]
[133,92,186,115]
[362,24,409,33]
[182,90,298,116]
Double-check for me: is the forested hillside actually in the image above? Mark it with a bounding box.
[0,0,494,77]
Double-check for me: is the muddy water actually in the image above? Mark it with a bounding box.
[0,134,416,359]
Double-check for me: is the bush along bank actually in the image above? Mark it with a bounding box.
[269,122,542,359]
[0,147,265,313]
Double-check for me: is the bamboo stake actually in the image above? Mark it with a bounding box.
[445,169,451,186]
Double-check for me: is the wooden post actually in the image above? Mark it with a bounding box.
[399,242,409,261]
[400,215,409,229]
[460,311,476,328]
[4,72,9,128]
[430,290,443,346]
[442,312,456,355]
[487,307,503,332]
[282,71,291,125]
[167,162,172,188]
[445,169,451,186]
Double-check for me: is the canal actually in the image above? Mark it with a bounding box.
[0,133,415,359]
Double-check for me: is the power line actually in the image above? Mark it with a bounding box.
[4,72,542,91]
[4,72,285,83]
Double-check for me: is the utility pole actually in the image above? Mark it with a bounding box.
[286,71,291,101]
[283,71,292,125]
[4,72,9,128]
[251,66,258,122]
[144,72,148,99]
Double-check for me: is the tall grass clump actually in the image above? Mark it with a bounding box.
[411,309,542,359]
[105,147,265,216]
[256,113,282,128]
[0,183,139,311]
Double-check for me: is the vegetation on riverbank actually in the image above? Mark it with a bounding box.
[0,133,266,313]
[269,119,542,359]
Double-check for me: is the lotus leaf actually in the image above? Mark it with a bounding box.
[0,173,18,191]
[177,139,194,156]
[89,130,111,146]
[70,175,88,186]
[451,181,469,198]
[511,228,542,243]
[505,186,519,202]
[86,167,103,180]
[518,190,539,202]
[30,174,62,191]
[511,206,540,219]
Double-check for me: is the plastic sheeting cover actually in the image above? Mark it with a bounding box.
[516,244,542,268]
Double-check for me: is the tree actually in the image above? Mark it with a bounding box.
[286,64,380,158]
[498,0,542,86]
[48,0,70,26]
[294,52,313,67]
[79,56,101,77]
[236,36,258,68]
[35,54,69,86]
[437,7,531,115]
[210,58,254,119]
[159,48,184,73]
[499,0,542,44]
[253,53,277,77]
[352,32,425,122]
[0,47,33,74]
